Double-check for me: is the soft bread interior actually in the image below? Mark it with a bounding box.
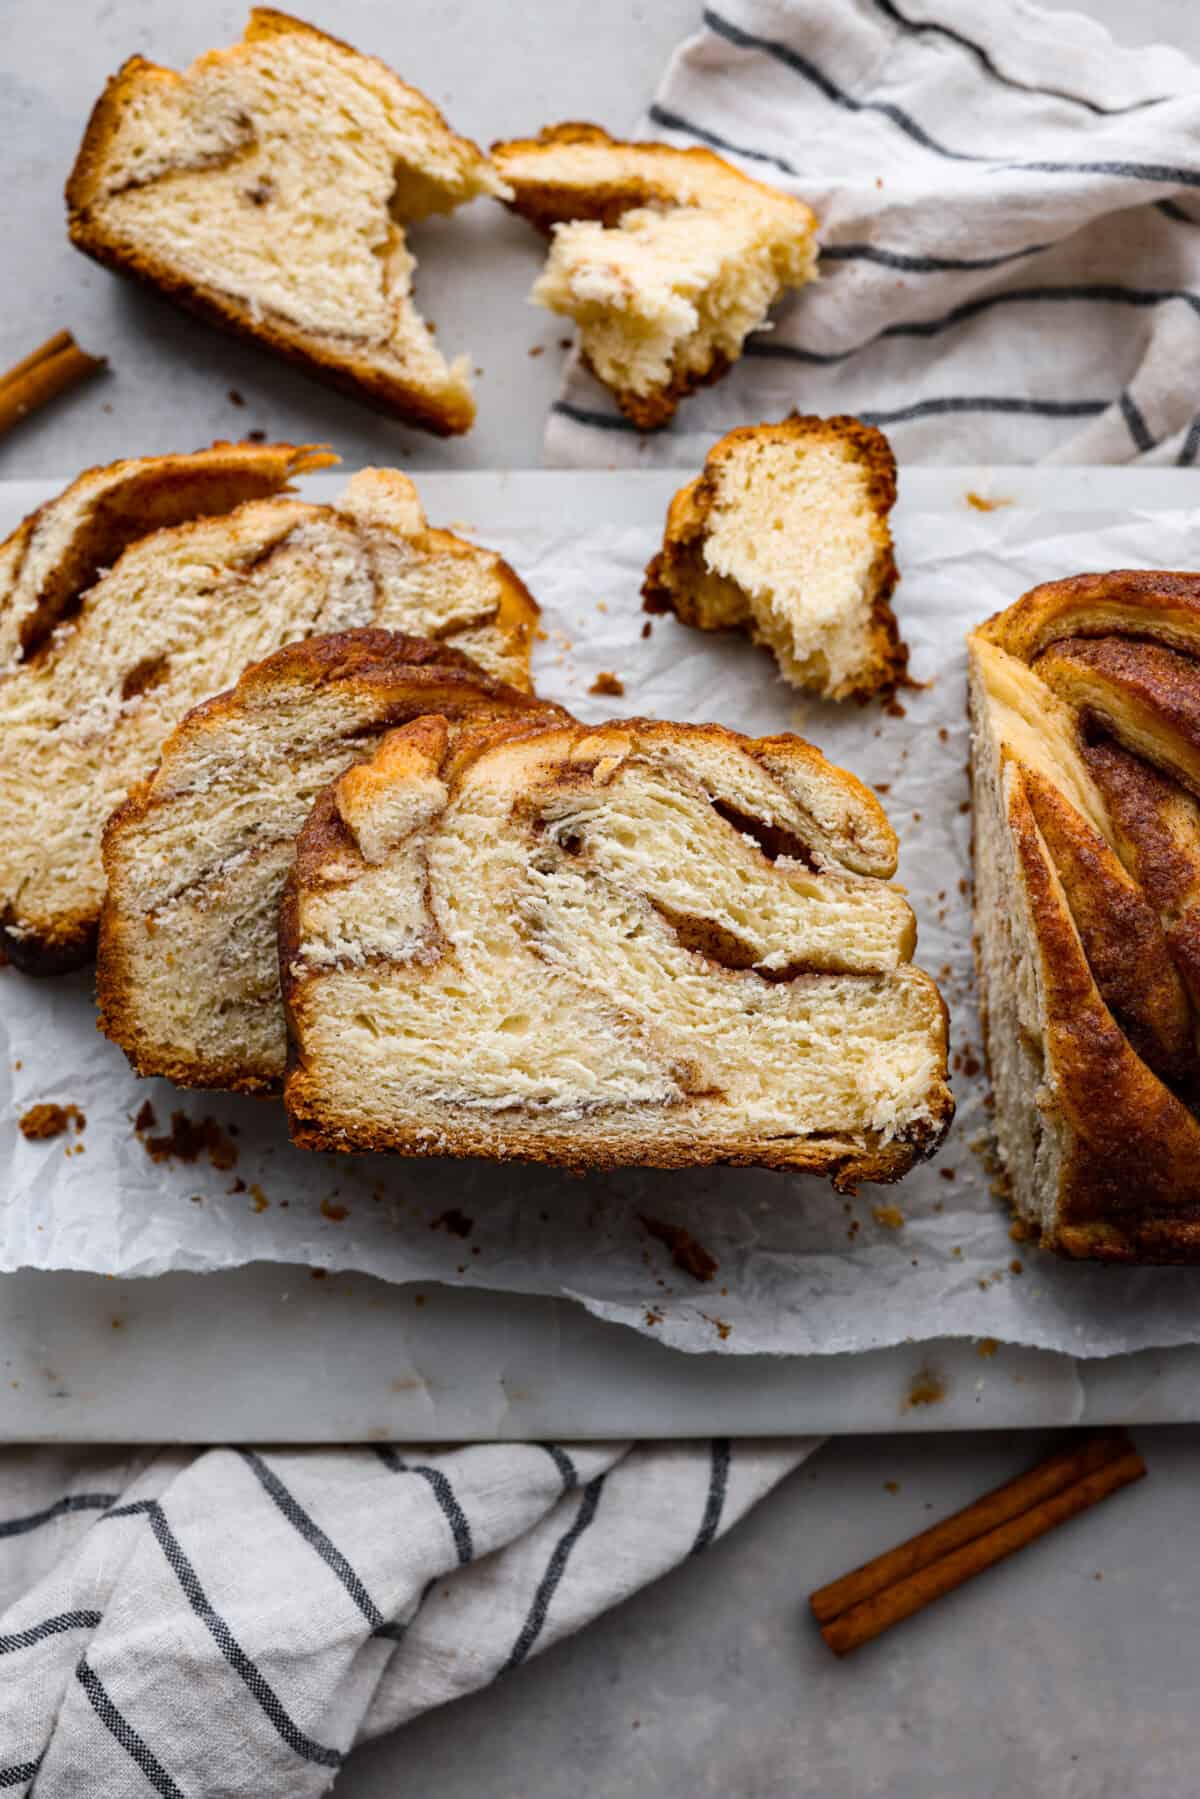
[98,637,554,1090]
[285,721,952,1178]
[69,11,508,428]
[494,128,817,425]
[645,420,903,700]
[0,462,536,967]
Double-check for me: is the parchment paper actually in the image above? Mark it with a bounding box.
[6,492,1200,1356]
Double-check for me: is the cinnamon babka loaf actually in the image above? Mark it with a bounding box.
[282,717,953,1180]
[99,631,562,1092]
[643,417,906,700]
[969,571,1200,1260]
[67,10,507,434]
[491,125,819,428]
[0,453,538,973]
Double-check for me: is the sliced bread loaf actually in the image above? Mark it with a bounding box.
[282,716,952,1180]
[492,124,819,428]
[970,571,1200,1260]
[643,416,906,700]
[99,630,562,1092]
[0,455,538,972]
[67,9,507,434]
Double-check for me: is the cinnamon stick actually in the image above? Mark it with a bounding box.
[0,331,106,438]
[811,1432,1145,1657]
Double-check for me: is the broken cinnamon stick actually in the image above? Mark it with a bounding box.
[0,331,106,438]
[811,1431,1145,1656]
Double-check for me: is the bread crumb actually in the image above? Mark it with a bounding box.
[528,344,544,357]
[310,1267,327,1281]
[640,1214,717,1282]
[432,1207,473,1238]
[965,491,1013,512]
[19,1102,85,1141]
[872,1204,905,1230]
[1009,1258,1024,1275]
[228,388,245,406]
[137,1109,238,1172]
[589,671,625,697]
[246,428,266,442]
[250,1184,269,1214]
[977,1338,999,1358]
[905,1368,946,1409]
[884,1479,900,1493]
[641,619,652,639]
[643,1308,664,1327]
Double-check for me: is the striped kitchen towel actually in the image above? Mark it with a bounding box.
[545,0,1200,468]
[0,1437,812,1794]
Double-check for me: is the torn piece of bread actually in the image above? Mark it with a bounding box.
[99,631,563,1093]
[969,571,1200,1261]
[492,124,819,428]
[282,717,952,1182]
[0,456,539,974]
[67,9,508,434]
[643,417,906,700]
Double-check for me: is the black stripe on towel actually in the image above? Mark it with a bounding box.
[821,240,1053,274]
[238,1450,383,1628]
[76,1658,185,1799]
[0,1609,101,1655]
[0,1493,116,1538]
[537,1443,579,1495]
[502,1474,607,1673]
[552,401,644,434]
[869,0,1167,116]
[371,1450,474,1565]
[1119,389,1156,452]
[691,1440,732,1554]
[1176,416,1200,466]
[408,1467,474,1566]
[700,11,1200,187]
[647,102,802,177]
[744,283,1200,367]
[1159,199,1200,226]
[0,1762,41,1792]
[857,394,1109,428]
[104,1499,343,1769]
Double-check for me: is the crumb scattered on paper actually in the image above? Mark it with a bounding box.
[640,1214,718,1283]
[977,1338,999,1358]
[589,671,625,697]
[320,1197,348,1222]
[137,1108,238,1172]
[965,491,1013,512]
[19,1102,85,1141]
[873,1205,905,1231]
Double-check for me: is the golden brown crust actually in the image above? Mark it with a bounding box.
[0,440,333,664]
[1006,766,1200,1242]
[98,628,564,1092]
[643,415,907,700]
[281,713,952,1179]
[1036,635,1200,797]
[65,13,493,436]
[492,121,809,231]
[971,568,1200,1261]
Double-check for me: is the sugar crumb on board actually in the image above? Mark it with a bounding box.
[640,1214,718,1283]
[904,1368,946,1410]
[19,1102,85,1141]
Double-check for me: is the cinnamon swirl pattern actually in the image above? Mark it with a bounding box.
[970,572,1200,1260]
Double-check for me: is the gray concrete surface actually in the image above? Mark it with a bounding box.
[4,1,1200,1793]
